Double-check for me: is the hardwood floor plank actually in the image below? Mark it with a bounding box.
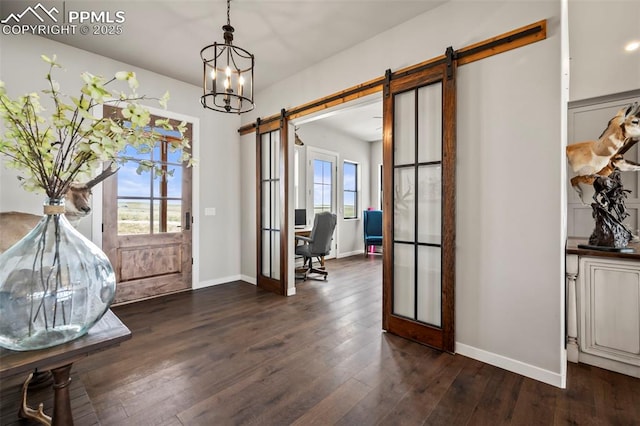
[510,376,558,425]
[290,378,372,426]
[466,367,523,426]
[336,343,447,425]
[377,352,467,425]
[32,254,635,426]
[553,362,598,425]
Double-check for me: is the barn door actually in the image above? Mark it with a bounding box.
[382,52,456,352]
[256,112,289,295]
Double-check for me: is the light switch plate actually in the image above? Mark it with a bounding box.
[205,207,216,216]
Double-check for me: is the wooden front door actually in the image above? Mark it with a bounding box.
[102,108,193,305]
[256,114,289,295]
[382,55,456,352]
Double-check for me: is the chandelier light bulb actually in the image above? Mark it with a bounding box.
[210,69,216,79]
[226,66,232,77]
[625,41,640,52]
[239,75,245,86]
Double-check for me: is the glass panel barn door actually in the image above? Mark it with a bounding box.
[256,117,288,295]
[383,59,456,352]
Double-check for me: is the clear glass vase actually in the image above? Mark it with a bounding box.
[0,199,116,351]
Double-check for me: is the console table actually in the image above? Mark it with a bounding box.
[566,238,640,378]
[0,310,131,425]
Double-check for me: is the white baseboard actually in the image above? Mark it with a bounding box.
[578,352,640,379]
[455,342,566,389]
[338,250,364,258]
[194,275,243,290]
[241,275,257,285]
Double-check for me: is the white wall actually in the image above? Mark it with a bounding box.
[239,132,257,284]
[0,34,243,288]
[295,122,372,256]
[568,0,640,101]
[239,1,566,387]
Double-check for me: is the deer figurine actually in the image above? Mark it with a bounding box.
[0,166,118,253]
[567,102,640,203]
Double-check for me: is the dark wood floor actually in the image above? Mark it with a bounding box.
[2,254,640,425]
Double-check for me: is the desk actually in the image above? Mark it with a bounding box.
[294,227,312,238]
[0,310,131,425]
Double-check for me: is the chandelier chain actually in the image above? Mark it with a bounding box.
[227,0,231,26]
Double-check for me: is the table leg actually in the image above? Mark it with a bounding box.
[50,363,74,426]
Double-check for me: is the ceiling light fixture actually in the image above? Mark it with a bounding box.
[625,41,640,52]
[200,0,255,114]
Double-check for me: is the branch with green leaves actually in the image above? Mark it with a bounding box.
[0,55,193,200]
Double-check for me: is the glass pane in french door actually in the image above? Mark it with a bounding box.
[394,167,415,242]
[393,243,415,318]
[417,82,442,163]
[261,130,280,280]
[392,82,443,324]
[394,90,415,166]
[417,165,441,245]
[417,245,441,327]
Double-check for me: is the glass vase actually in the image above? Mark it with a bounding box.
[0,199,116,351]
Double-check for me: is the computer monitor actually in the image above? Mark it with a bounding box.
[295,209,306,227]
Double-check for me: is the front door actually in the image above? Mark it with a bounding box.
[102,107,193,304]
[382,56,456,352]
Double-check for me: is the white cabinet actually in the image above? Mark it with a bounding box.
[566,241,640,378]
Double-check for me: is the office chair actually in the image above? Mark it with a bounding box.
[363,209,382,256]
[295,211,337,280]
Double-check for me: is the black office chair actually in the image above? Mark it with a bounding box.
[295,212,337,280]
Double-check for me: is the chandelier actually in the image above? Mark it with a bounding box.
[200,0,255,114]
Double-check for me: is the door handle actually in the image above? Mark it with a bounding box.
[185,212,191,230]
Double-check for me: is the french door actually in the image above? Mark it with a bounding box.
[382,57,456,352]
[256,114,289,295]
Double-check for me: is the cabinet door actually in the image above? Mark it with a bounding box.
[578,257,640,367]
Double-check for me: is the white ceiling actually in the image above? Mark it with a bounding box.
[1,0,445,140]
[296,94,383,142]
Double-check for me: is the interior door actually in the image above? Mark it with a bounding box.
[307,149,338,258]
[102,107,193,305]
[256,114,289,295]
[382,57,456,352]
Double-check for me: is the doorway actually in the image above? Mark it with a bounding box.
[306,147,338,258]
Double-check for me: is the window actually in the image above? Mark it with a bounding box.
[343,161,358,219]
[313,159,333,215]
[116,129,184,235]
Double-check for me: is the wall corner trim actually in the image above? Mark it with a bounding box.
[455,342,566,389]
